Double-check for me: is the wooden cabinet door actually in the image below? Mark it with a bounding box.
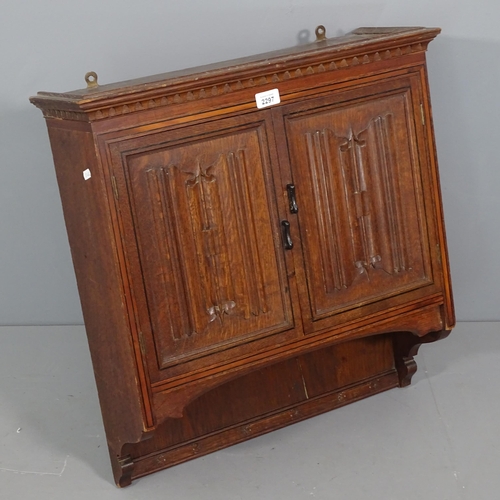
[108,114,296,379]
[282,78,435,329]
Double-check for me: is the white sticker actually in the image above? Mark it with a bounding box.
[83,169,91,181]
[255,88,281,109]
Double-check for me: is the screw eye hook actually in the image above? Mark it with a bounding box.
[85,71,99,89]
[315,25,327,41]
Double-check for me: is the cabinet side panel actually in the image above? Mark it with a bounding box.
[419,64,455,328]
[45,120,148,450]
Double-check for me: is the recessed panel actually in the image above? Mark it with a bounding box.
[285,90,433,321]
[124,123,293,368]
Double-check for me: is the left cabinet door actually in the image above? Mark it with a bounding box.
[105,113,296,380]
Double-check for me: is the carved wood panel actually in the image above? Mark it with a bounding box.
[284,90,433,321]
[124,123,293,368]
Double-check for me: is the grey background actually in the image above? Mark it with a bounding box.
[1,0,497,325]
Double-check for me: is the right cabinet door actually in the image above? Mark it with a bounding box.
[282,77,439,330]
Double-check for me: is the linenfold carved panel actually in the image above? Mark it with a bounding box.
[306,113,408,287]
[125,125,292,368]
[286,91,433,320]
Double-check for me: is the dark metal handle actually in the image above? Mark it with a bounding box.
[286,184,298,214]
[281,220,293,250]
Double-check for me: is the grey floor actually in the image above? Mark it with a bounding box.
[0,322,498,499]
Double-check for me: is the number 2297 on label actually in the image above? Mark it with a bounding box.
[255,88,281,109]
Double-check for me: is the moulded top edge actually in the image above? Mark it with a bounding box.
[30,26,440,110]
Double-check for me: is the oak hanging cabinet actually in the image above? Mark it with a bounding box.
[30,25,454,486]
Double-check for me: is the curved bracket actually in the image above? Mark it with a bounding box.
[393,329,451,387]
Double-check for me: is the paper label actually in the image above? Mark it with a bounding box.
[83,169,91,181]
[255,88,281,109]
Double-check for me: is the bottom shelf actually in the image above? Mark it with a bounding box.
[116,334,405,486]
[133,370,398,481]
